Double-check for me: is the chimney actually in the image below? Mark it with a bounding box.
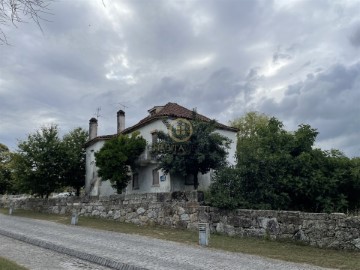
[89,118,98,140]
[117,110,125,134]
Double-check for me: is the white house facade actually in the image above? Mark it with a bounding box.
[85,102,237,197]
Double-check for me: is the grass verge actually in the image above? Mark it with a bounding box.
[1,208,359,269]
[0,256,27,270]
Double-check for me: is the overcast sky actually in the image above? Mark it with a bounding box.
[1,0,359,157]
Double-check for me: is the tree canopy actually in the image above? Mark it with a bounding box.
[9,125,88,197]
[209,112,360,213]
[152,114,231,190]
[0,143,12,194]
[61,127,88,196]
[12,125,65,197]
[95,132,146,193]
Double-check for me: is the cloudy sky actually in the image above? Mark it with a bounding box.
[1,0,359,157]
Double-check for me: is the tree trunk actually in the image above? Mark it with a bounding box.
[76,187,80,197]
[193,172,199,190]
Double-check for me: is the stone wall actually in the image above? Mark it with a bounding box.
[1,193,359,251]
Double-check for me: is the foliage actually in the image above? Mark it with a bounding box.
[12,125,65,197]
[61,127,88,196]
[0,143,12,194]
[10,125,88,197]
[152,113,231,189]
[230,111,270,167]
[208,166,245,209]
[95,132,146,193]
[209,112,360,212]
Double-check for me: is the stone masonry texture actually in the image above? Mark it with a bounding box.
[1,192,359,251]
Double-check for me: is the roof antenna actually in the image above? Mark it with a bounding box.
[94,107,102,120]
[111,102,129,111]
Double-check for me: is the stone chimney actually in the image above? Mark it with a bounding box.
[89,118,98,140]
[117,110,125,134]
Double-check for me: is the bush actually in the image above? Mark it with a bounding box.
[209,167,245,209]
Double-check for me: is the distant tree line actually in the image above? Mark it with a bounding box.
[0,125,87,197]
[209,112,360,213]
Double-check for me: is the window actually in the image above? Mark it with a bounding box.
[132,173,139,190]
[152,169,159,186]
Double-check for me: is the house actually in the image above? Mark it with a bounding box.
[85,102,237,196]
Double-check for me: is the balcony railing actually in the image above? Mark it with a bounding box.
[138,145,157,165]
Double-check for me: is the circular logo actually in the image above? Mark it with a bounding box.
[167,118,193,142]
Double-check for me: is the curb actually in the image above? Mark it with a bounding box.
[0,228,147,270]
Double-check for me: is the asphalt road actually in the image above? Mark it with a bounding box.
[0,214,330,270]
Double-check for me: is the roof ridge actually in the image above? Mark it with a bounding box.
[86,102,238,147]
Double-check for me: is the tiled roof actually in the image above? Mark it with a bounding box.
[84,134,116,147]
[85,102,237,147]
[122,102,237,133]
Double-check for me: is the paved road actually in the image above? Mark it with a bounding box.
[0,235,111,270]
[0,214,330,270]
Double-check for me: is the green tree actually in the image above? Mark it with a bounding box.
[211,112,360,212]
[12,125,65,197]
[234,117,295,210]
[0,143,12,194]
[95,132,146,193]
[230,111,270,165]
[348,157,360,210]
[62,128,88,196]
[208,166,245,209]
[153,114,231,190]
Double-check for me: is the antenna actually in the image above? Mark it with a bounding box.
[94,107,102,119]
[111,102,129,111]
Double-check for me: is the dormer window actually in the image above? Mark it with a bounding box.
[148,106,164,116]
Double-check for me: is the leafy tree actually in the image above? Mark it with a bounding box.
[230,111,270,165]
[349,157,360,210]
[62,128,88,196]
[210,112,360,212]
[12,125,65,197]
[0,0,52,44]
[0,143,12,194]
[153,114,231,190]
[234,117,295,210]
[95,132,146,193]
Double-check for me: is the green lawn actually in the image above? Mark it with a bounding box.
[1,208,359,269]
[0,257,27,270]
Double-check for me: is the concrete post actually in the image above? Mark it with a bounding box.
[71,210,78,225]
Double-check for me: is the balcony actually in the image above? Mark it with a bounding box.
[137,145,157,166]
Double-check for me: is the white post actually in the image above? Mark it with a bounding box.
[9,202,14,215]
[198,223,209,246]
[71,210,78,225]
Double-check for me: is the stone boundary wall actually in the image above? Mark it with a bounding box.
[1,193,359,251]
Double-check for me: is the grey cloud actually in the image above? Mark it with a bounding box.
[259,62,360,156]
[349,26,360,47]
[1,0,360,159]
